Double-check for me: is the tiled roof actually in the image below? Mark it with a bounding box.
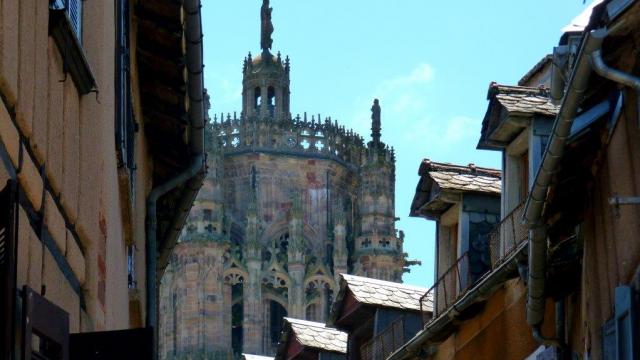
[488,83,559,117]
[341,274,432,312]
[242,354,274,360]
[284,318,347,353]
[418,160,501,195]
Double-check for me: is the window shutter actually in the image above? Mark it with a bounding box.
[602,318,616,360]
[67,0,82,42]
[0,180,18,360]
[115,0,136,175]
[614,286,637,360]
[22,286,69,360]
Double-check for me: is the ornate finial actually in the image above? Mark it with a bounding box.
[260,0,274,54]
[371,99,381,143]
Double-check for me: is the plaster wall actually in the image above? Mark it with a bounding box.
[0,0,154,334]
[431,280,555,360]
[579,90,640,359]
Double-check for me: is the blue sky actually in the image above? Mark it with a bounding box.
[201,1,591,287]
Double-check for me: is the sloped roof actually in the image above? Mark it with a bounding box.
[518,54,552,87]
[283,318,347,354]
[340,274,431,312]
[478,83,558,150]
[242,354,274,360]
[411,160,501,219]
[418,160,501,195]
[488,84,559,117]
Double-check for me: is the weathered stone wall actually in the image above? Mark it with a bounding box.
[160,14,405,356]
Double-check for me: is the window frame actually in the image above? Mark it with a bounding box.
[49,0,96,95]
[115,0,137,174]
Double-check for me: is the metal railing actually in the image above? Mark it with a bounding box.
[418,202,530,325]
[420,252,473,324]
[360,318,404,360]
[488,201,528,268]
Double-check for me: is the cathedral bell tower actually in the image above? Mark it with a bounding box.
[242,0,290,119]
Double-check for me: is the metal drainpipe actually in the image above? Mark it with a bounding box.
[523,28,607,345]
[145,0,206,358]
[591,48,640,123]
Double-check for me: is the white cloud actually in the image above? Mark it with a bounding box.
[346,63,481,157]
[376,63,434,96]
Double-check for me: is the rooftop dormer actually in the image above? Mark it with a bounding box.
[410,160,501,318]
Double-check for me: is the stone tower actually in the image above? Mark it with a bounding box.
[159,2,408,359]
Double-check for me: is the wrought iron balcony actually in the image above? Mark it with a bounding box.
[488,201,528,268]
[360,318,404,360]
[420,252,475,323]
[418,202,530,325]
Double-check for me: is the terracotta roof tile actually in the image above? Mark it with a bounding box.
[284,318,347,353]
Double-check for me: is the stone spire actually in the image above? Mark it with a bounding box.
[371,99,381,144]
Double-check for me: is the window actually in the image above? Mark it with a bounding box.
[254,87,262,110]
[602,286,638,359]
[231,283,244,357]
[115,0,137,186]
[22,286,69,360]
[50,0,82,41]
[203,209,212,221]
[0,181,17,360]
[519,152,529,202]
[127,244,136,289]
[269,301,287,346]
[267,86,276,116]
[49,0,95,94]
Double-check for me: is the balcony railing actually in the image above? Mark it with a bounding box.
[360,318,404,360]
[488,201,528,268]
[420,252,474,323]
[418,202,530,325]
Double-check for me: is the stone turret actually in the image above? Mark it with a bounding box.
[242,51,290,119]
[354,100,404,281]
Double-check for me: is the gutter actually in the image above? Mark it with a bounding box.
[387,242,527,360]
[145,0,206,358]
[591,49,640,122]
[522,29,606,334]
[522,21,640,343]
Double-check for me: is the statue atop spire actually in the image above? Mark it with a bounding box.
[371,99,381,143]
[260,0,274,54]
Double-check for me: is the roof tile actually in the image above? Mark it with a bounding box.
[341,274,432,312]
[284,318,348,353]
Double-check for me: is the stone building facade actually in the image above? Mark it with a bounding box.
[159,2,408,359]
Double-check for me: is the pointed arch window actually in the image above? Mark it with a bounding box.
[267,86,276,116]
